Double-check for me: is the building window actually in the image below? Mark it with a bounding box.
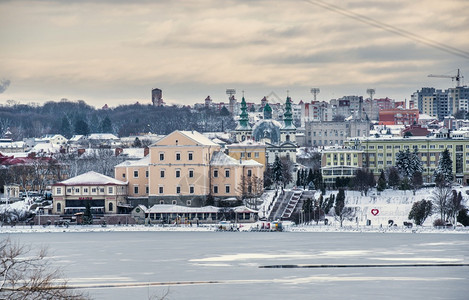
[225,185,230,194]
[213,185,218,194]
[172,200,177,205]
[255,152,259,158]
[122,173,126,178]
[225,169,230,178]
[186,200,192,206]
[189,185,194,194]
[108,202,113,212]
[146,170,149,178]
[134,170,138,178]
[146,186,149,194]
[176,169,181,178]
[159,152,164,161]
[56,202,61,212]
[189,169,194,178]
[91,188,96,193]
[56,187,62,195]
[67,188,72,194]
[176,152,181,160]
[241,152,245,158]
[247,169,252,177]
[75,188,80,193]
[160,200,165,204]
[214,169,218,177]
[160,169,165,178]
[176,186,181,194]
[108,187,113,194]
[188,152,193,160]
[247,152,252,158]
[159,186,164,194]
[83,188,88,194]
[134,186,139,194]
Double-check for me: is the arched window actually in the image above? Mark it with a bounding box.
[57,202,61,212]
[286,134,290,142]
[108,202,113,212]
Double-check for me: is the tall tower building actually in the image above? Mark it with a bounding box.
[152,88,165,106]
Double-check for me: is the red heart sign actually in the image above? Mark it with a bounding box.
[371,209,379,216]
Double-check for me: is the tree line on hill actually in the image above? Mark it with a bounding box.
[0,100,236,140]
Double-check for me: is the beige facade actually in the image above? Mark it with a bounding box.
[114,130,264,207]
[227,140,267,167]
[115,156,150,198]
[148,131,220,206]
[52,171,127,215]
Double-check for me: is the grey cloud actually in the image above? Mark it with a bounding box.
[257,43,445,65]
[0,79,10,93]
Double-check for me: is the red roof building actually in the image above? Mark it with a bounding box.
[379,108,419,125]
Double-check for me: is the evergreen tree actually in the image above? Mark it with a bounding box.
[334,188,352,227]
[133,137,142,148]
[457,208,469,227]
[74,118,90,136]
[387,167,400,189]
[60,116,72,138]
[82,200,93,225]
[377,170,387,191]
[101,116,113,133]
[312,169,324,192]
[408,199,433,225]
[273,156,283,187]
[396,148,422,180]
[220,106,230,116]
[307,169,314,186]
[434,149,453,184]
[411,171,423,194]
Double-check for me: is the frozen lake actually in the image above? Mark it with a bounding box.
[6,231,469,299]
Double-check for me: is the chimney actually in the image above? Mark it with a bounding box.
[115,147,123,156]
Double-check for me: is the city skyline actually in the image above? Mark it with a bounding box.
[1,0,468,108]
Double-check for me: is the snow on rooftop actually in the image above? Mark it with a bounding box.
[115,155,150,167]
[147,204,220,213]
[210,151,240,166]
[241,159,263,167]
[56,171,127,186]
[88,133,119,140]
[119,148,146,159]
[179,131,219,146]
[29,143,61,154]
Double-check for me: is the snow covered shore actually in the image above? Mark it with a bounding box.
[1,222,468,234]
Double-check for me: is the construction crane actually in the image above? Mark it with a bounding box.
[428,69,464,87]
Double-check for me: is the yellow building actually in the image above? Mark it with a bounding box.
[226,140,267,167]
[345,136,469,184]
[115,156,150,199]
[321,148,364,186]
[115,130,264,207]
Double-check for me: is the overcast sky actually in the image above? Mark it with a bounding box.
[1,0,468,108]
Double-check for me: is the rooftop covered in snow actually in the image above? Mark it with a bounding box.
[55,171,127,186]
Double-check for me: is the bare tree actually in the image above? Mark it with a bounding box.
[0,238,88,300]
[431,186,453,221]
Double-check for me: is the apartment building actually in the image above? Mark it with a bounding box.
[345,136,469,184]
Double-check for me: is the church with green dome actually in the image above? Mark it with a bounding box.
[234,96,297,165]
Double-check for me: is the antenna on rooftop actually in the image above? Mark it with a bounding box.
[310,88,320,101]
[226,89,236,98]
